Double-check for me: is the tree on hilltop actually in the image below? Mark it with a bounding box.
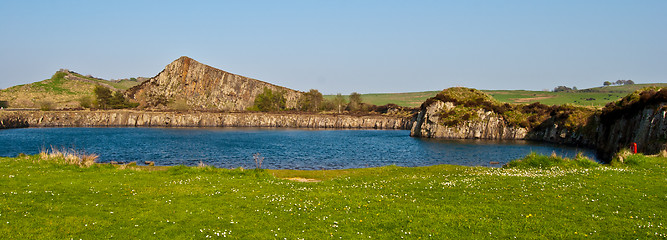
[552,86,573,92]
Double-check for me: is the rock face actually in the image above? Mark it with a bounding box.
[126,57,302,111]
[410,101,528,139]
[411,92,667,161]
[0,110,413,129]
[0,112,29,129]
[594,105,667,160]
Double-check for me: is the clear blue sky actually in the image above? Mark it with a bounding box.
[1,0,665,94]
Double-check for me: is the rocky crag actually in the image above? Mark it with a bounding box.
[411,87,667,161]
[411,101,528,139]
[126,57,302,111]
[0,110,412,129]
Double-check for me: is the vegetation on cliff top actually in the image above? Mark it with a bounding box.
[248,88,288,112]
[600,87,667,125]
[0,152,665,239]
[422,87,596,130]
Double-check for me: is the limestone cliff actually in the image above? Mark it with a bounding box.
[0,110,412,129]
[411,87,667,161]
[0,112,29,129]
[597,106,667,158]
[126,57,303,111]
[410,101,527,139]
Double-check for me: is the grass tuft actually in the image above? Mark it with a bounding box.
[38,146,98,167]
[504,152,599,169]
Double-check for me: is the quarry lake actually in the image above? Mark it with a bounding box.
[0,128,599,169]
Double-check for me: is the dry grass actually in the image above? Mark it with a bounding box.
[39,146,98,167]
[659,150,667,158]
[283,177,322,182]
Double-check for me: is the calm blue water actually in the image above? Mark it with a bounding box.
[0,128,598,169]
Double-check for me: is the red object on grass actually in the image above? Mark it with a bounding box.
[632,142,637,154]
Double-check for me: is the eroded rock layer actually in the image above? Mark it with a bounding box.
[0,111,412,129]
[126,57,302,111]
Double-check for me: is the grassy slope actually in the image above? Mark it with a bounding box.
[1,155,665,239]
[329,84,667,108]
[0,72,96,108]
[0,72,144,109]
[69,72,142,90]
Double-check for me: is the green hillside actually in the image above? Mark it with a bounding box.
[327,83,667,108]
[0,70,145,109]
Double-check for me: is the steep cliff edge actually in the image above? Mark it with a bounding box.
[0,110,412,130]
[411,87,667,161]
[410,100,527,139]
[126,57,303,111]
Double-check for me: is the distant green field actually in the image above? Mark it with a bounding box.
[327,83,667,108]
[485,90,627,107]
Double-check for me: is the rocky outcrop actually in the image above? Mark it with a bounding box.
[410,101,527,139]
[126,57,303,111]
[0,112,29,129]
[595,105,667,160]
[411,88,667,162]
[0,110,413,129]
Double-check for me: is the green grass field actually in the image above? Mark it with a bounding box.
[329,84,667,108]
[1,153,665,239]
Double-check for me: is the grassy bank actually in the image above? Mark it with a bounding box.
[1,154,665,239]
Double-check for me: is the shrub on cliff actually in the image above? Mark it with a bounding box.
[39,101,53,111]
[79,96,93,109]
[249,88,286,112]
